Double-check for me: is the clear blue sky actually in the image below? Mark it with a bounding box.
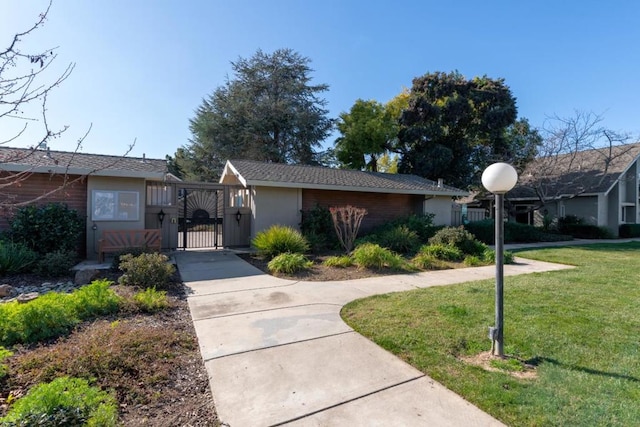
[2,0,639,160]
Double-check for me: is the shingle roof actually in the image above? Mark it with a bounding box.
[0,146,167,179]
[510,142,640,199]
[224,159,467,196]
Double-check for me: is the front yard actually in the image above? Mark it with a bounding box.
[341,243,640,426]
[0,266,218,426]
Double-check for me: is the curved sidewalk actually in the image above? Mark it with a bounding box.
[175,251,572,426]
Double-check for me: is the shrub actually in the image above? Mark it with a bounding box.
[0,293,77,346]
[118,253,176,289]
[71,279,121,320]
[376,225,421,254]
[252,225,309,258]
[411,253,438,269]
[9,203,83,254]
[483,248,515,265]
[464,219,495,244]
[387,213,437,242]
[428,226,486,255]
[34,249,78,277]
[556,215,614,238]
[619,224,640,238]
[351,243,406,270]
[465,219,572,244]
[111,247,154,269]
[559,223,614,239]
[420,244,464,261]
[0,347,12,381]
[330,206,368,253]
[267,253,313,274]
[0,377,117,427]
[10,319,196,406]
[463,255,484,267]
[0,280,120,346]
[0,241,38,275]
[323,255,353,268]
[300,204,337,252]
[133,287,170,313]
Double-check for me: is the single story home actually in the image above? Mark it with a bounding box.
[504,142,640,235]
[219,159,468,239]
[0,146,169,259]
[0,148,469,257]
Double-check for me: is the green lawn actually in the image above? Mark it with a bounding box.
[341,243,640,426]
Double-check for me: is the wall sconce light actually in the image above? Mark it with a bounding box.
[235,209,242,225]
[158,209,166,227]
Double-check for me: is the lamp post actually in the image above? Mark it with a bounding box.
[481,162,518,357]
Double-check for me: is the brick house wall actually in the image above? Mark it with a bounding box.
[0,172,87,254]
[302,189,423,232]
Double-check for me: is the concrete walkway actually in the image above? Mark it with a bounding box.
[174,250,576,427]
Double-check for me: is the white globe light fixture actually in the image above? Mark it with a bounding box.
[482,162,518,194]
[482,162,518,358]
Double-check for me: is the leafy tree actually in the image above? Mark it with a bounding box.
[396,71,519,188]
[334,91,408,172]
[178,48,333,181]
[377,152,398,173]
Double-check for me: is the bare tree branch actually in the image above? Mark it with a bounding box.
[512,111,637,212]
[0,1,137,212]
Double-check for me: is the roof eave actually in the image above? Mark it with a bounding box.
[1,164,165,180]
[245,179,468,197]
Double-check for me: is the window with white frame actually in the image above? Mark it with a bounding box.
[92,190,140,221]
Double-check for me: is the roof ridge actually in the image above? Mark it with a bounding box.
[0,146,166,162]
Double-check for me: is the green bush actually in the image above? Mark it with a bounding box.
[465,219,572,244]
[0,376,117,427]
[463,219,495,244]
[463,255,484,267]
[110,247,154,269]
[428,226,486,255]
[411,253,439,269]
[559,223,614,239]
[387,213,437,241]
[133,287,170,313]
[482,248,515,265]
[323,255,353,268]
[0,241,38,275]
[0,347,12,381]
[9,203,83,255]
[34,249,78,278]
[351,243,406,270]
[377,225,421,254]
[420,244,464,261]
[71,279,121,320]
[0,280,120,346]
[267,253,313,274]
[619,224,640,238]
[362,214,438,245]
[118,253,176,289]
[300,204,337,252]
[252,225,309,258]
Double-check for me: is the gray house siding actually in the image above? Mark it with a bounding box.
[563,196,599,225]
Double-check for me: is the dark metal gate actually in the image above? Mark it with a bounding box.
[177,188,223,249]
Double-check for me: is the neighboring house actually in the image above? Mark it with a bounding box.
[504,142,640,235]
[219,159,468,239]
[0,146,169,259]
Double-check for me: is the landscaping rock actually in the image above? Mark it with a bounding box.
[0,284,14,297]
[17,292,39,303]
[75,268,100,286]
